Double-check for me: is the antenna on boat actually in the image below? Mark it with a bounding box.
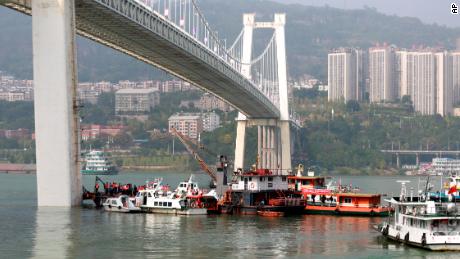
[396,180,410,202]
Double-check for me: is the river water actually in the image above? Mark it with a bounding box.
[0,172,458,258]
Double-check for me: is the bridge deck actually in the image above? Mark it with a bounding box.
[1,0,279,118]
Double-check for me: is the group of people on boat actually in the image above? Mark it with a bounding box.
[98,182,139,197]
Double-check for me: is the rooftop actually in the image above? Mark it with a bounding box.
[169,113,202,120]
[116,88,157,94]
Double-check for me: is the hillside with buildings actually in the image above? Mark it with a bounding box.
[0,0,459,82]
[327,46,460,117]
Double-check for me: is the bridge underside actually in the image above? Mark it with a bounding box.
[1,0,279,118]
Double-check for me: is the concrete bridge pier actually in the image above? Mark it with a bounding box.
[33,0,81,206]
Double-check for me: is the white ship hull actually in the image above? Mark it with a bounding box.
[383,225,460,251]
[142,207,207,215]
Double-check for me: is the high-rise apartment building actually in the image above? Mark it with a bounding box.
[435,52,453,116]
[369,46,396,103]
[395,50,409,98]
[327,48,362,102]
[452,52,460,106]
[409,52,436,115]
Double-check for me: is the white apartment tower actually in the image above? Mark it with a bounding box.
[452,52,460,106]
[435,52,453,116]
[410,52,436,115]
[395,50,409,98]
[328,48,362,102]
[369,46,396,103]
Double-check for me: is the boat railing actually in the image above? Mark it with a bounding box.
[307,201,337,207]
[400,203,460,217]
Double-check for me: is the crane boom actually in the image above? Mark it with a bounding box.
[170,127,217,182]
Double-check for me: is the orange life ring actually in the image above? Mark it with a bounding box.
[250,182,255,189]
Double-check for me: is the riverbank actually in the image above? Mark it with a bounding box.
[324,167,401,176]
[0,163,35,174]
[120,165,194,172]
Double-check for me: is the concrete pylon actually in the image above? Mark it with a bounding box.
[274,14,291,173]
[234,13,255,172]
[233,13,292,174]
[32,0,81,206]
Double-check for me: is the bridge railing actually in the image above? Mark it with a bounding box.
[134,0,243,72]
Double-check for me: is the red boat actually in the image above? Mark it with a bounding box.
[288,172,390,216]
[218,168,305,216]
[257,210,285,217]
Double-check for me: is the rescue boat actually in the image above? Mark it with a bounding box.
[288,166,390,216]
[218,168,305,216]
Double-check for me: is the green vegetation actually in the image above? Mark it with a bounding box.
[293,90,460,174]
[0,101,34,130]
[5,87,460,175]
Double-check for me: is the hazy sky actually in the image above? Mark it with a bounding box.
[275,0,460,28]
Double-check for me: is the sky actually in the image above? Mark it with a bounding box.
[274,0,460,28]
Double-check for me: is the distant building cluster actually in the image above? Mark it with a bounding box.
[168,112,221,139]
[199,93,234,112]
[0,72,34,102]
[179,93,234,112]
[80,124,125,141]
[327,45,460,116]
[115,88,160,114]
[0,128,31,140]
[78,79,197,104]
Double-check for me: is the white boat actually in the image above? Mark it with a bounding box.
[81,150,117,175]
[102,195,141,213]
[378,180,460,251]
[135,176,216,215]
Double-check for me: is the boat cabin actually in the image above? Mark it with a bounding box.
[288,176,326,192]
[336,193,382,208]
[176,180,200,194]
[232,169,288,191]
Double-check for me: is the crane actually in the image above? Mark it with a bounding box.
[170,127,217,183]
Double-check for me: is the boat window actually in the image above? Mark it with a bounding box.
[260,177,265,182]
[268,183,273,188]
[168,202,172,207]
[148,193,152,197]
[344,198,352,203]
[282,176,287,182]
[249,177,252,181]
[111,200,117,205]
[159,202,163,206]
[268,177,273,182]
[154,202,158,206]
[302,180,308,185]
[241,177,244,181]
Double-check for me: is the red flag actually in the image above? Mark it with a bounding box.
[448,185,457,194]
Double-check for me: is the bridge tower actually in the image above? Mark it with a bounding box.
[32,0,81,206]
[234,13,291,174]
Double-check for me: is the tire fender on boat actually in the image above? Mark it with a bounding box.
[118,206,122,210]
[404,233,409,243]
[383,225,389,236]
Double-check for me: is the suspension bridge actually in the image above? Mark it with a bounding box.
[0,0,293,206]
